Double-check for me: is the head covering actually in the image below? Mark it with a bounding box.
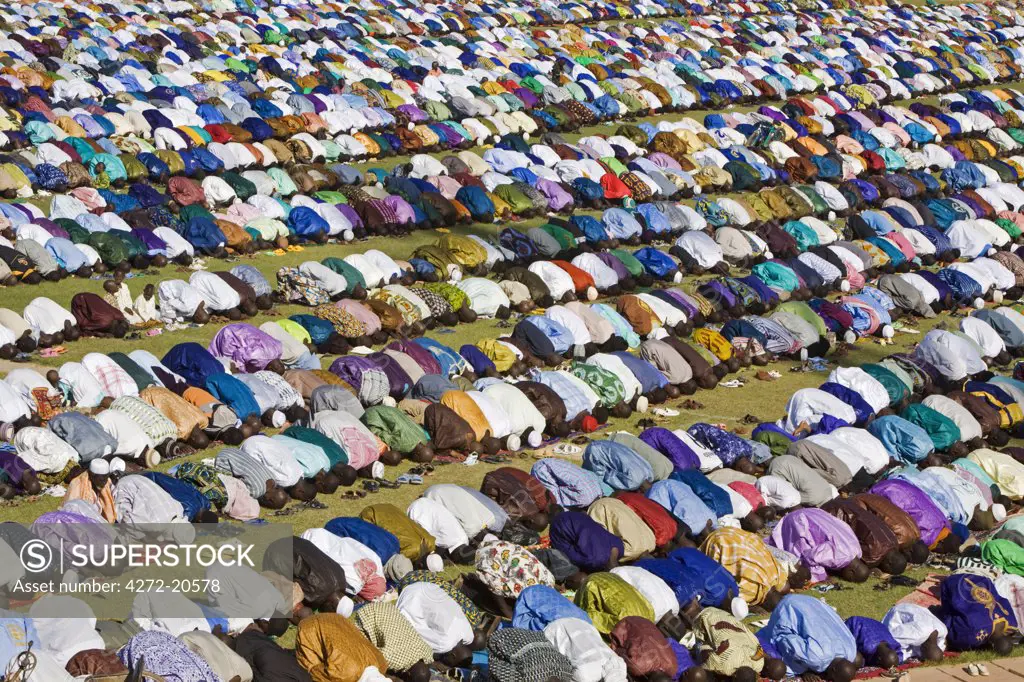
[488,628,574,682]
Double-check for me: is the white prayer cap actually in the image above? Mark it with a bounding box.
[993,503,1007,523]
[506,433,521,452]
[973,297,986,310]
[89,459,110,475]
[426,553,444,572]
[109,457,126,473]
[993,290,1004,303]
[586,286,598,301]
[731,597,749,620]
[337,596,354,617]
[840,279,850,292]
[881,325,894,339]
[271,411,286,429]
[527,431,543,448]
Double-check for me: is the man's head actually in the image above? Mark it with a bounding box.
[878,550,908,576]
[839,558,870,583]
[824,659,857,682]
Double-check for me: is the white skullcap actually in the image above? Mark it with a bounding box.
[370,461,385,480]
[271,411,286,429]
[527,431,543,448]
[109,457,126,473]
[693,185,702,195]
[840,279,851,293]
[342,229,355,242]
[382,396,397,407]
[993,503,1007,523]
[881,325,895,339]
[636,396,649,413]
[506,433,521,452]
[89,459,110,475]
[586,286,598,301]
[828,211,837,222]
[672,271,683,284]
[523,132,531,141]
[799,348,809,361]
[337,596,354,617]
[844,330,858,344]
[407,122,415,131]
[731,597,749,620]
[973,297,986,310]
[993,290,1004,303]
[426,553,444,572]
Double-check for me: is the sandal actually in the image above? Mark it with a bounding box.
[362,480,380,492]
[552,443,582,457]
[378,479,400,489]
[341,490,366,499]
[653,407,679,418]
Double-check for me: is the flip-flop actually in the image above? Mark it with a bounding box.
[653,408,679,417]
[396,473,423,485]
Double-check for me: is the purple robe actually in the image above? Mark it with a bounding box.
[660,290,699,319]
[537,179,574,212]
[367,352,414,398]
[549,510,624,573]
[0,450,33,490]
[768,508,862,582]
[208,323,283,373]
[869,478,950,548]
[639,427,700,470]
[596,252,630,280]
[328,355,379,390]
[337,204,363,230]
[387,340,442,376]
[36,218,69,240]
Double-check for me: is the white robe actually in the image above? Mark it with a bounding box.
[396,582,474,654]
